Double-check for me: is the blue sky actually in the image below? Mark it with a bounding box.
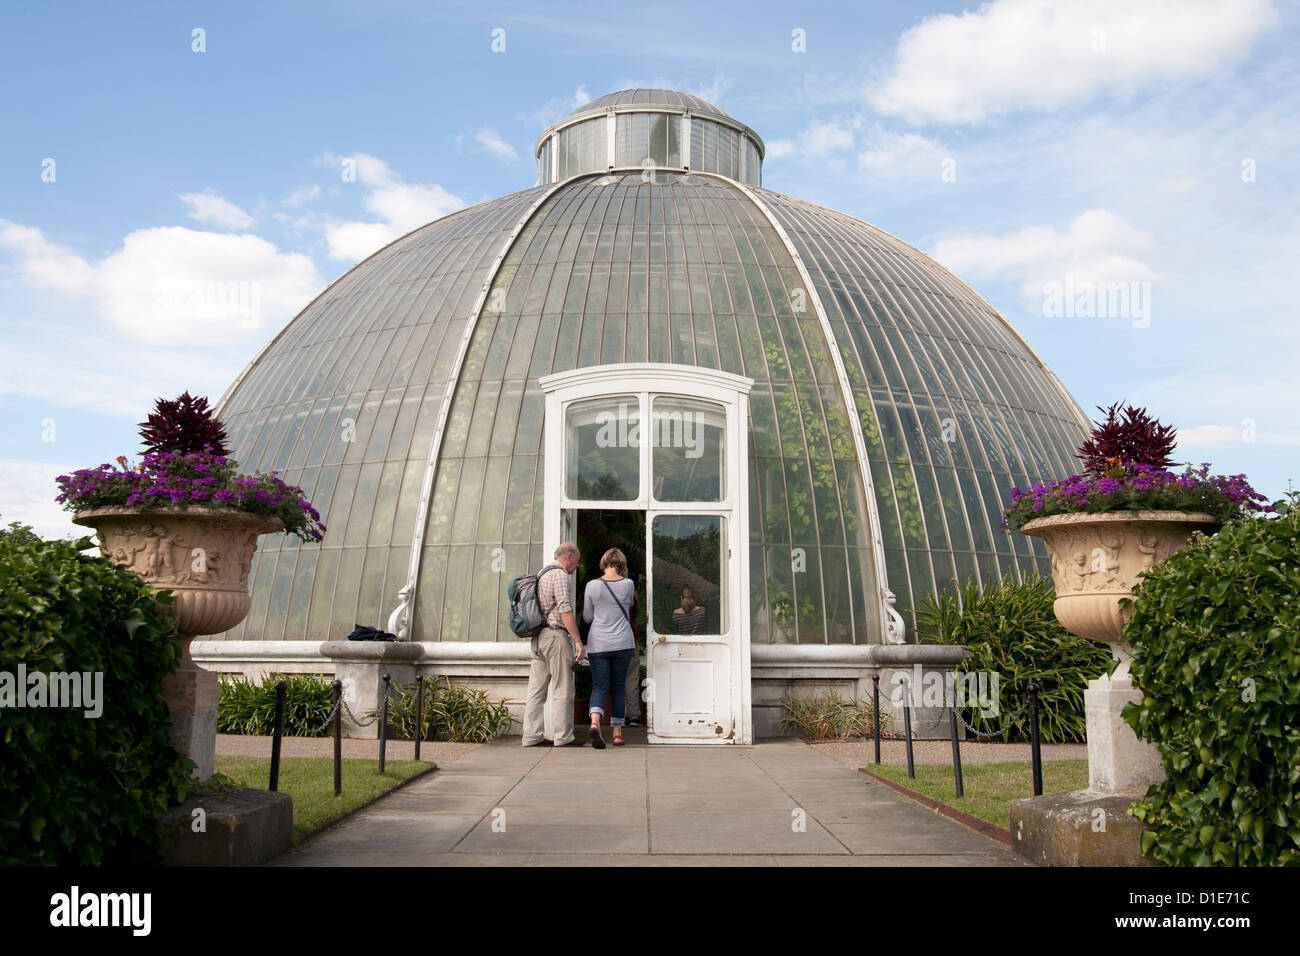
[2,0,1296,538]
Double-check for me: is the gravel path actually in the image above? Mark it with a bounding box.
[809,738,1086,771]
[216,734,479,766]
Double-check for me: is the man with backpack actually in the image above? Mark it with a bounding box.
[521,542,587,747]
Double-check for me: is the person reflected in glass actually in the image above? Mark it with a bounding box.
[672,586,706,634]
[582,548,637,748]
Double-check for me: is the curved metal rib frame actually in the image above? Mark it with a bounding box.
[386,179,570,638]
[714,175,898,644]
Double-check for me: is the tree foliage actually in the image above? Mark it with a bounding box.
[1124,495,1300,866]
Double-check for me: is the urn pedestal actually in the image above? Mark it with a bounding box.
[1013,510,1219,866]
[73,506,283,781]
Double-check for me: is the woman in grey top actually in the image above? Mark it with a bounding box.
[582,548,636,748]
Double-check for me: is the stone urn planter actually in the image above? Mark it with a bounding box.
[73,506,283,779]
[1020,510,1221,651]
[1020,510,1221,786]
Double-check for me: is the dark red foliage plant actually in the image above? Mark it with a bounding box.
[138,391,231,457]
[1076,402,1177,477]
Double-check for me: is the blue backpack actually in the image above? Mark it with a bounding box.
[507,564,563,638]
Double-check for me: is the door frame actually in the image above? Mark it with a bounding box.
[539,363,754,744]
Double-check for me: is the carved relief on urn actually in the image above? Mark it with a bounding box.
[1022,511,1219,645]
[72,506,283,637]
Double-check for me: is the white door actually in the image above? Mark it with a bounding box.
[646,512,737,742]
[540,364,753,744]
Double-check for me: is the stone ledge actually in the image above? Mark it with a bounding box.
[320,640,424,662]
[157,787,293,866]
[1010,788,1161,867]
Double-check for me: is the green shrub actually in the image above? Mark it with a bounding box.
[915,573,1112,743]
[217,673,336,737]
[779,693,890,739]
[0,529,195,865]
[376,677,513,743]
[1124,495,1300,866]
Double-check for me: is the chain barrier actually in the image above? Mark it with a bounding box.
[278,679,413,735]
[956,698,1032,740]
[895,677,951,733]
[284,695,344,737]
[339,680,406,729]
[896,677,1034,739]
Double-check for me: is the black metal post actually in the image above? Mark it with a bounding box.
[378,672,390,774]
[269,679,286,792]
[872,673,881,765]
[332,679,342,797]
[949,707,964,798]
[902,677,915,779]
[414,674,424,762]
[1028,682,1043,796]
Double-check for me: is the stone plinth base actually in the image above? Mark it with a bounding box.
[157,787,293,866]
[1011,789,1160,867]
[161,663,218,782]
[321,641,424,739]
[1086,669,1164,791]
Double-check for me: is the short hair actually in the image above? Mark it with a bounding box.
[599,548,628,576]
[554,541,579,560]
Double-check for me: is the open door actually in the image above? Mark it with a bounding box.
[646,513,737,741]
[540,364,753,744]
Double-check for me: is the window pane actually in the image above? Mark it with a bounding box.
[652,514,725,635]
[565,395,640,500]
[652,398,726,501]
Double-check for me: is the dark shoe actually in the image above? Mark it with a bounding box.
[625,717,645,727]
[524,739,553,747]
[589,725,606,749]
[558,738,585,747]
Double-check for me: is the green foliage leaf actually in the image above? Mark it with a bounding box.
[914,573,1110,743]
[1124,493,1300,867]
[0,532,194,866]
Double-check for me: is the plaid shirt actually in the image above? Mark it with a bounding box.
[536,564,572,630]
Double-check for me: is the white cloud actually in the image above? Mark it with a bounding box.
[323,153,465,262]
[178,190,256,230]
[764,118,855,162]
[765,140,795,160]
[871,0,1279,125]
[0,218,321,346]
[97,229,321,344]
[282,184,321,207]
[475,127,519,161]
[521,84,593,127]
[689,72,732,106]
[0,459,85,541]
[1176,425,1247,448]
[930,209,1159,300]
[0,219,95,296]
[858,126,946,177]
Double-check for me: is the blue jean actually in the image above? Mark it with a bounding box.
[588,647,635,725]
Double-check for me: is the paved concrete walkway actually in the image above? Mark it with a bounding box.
[272,738,1028,866]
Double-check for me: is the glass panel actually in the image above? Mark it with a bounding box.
[652,514,725,636]
[565,395,639,500]
[651,397,725,502]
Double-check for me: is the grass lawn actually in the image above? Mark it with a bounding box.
[215,756,434,844]
[866,760,1090,831]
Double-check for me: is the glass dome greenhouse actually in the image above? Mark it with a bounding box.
[215,89,1089,660]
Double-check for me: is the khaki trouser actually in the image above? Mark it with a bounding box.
[623,649,641,720]
[522,627,575,746]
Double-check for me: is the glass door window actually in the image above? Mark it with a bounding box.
[651,514,725,637]
[565,395,640,500]
[651,397,726,503]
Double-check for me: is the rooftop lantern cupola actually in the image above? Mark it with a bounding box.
[534,88,765,186]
